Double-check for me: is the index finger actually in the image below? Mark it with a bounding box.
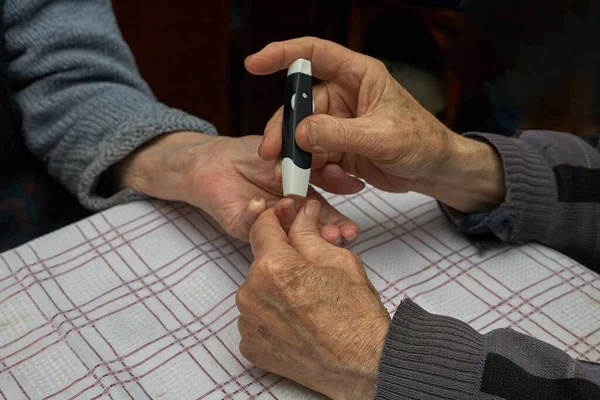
[244,36,358,81]
[249,208,295,260]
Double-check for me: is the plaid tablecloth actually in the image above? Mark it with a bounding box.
[1,186,599,399]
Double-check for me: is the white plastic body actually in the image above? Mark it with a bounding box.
[281,157,311,198]
[287,58,312,76]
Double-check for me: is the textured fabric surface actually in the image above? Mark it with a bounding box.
[1,186,598,399]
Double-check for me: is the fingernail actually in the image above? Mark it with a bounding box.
[305,200,319,216]
[334,236,342,246]
[307,122,318,146]
[281,198,294,209]
[250,197,262,206]
[346,232,358,243]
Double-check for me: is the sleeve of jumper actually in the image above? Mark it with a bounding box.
[375,299,600,400]
[444,131,600,271]
[3,0,217,211]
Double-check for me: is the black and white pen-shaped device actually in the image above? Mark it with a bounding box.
[282,58,314,198]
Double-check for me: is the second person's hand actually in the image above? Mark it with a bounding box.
[237,200,390,399]
[116,132,361,244]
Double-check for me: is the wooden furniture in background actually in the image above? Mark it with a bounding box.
[113,1,345,137]
[113,0,232,135]
[346,0,465,129]
[231,0,347,136]
[113,1,599,138]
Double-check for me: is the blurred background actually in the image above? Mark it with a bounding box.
[113,0,600,138]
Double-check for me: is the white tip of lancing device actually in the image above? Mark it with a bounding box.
[287,58,312,76]
[281,157,311,197]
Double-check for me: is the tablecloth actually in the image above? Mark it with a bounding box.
[1,186,599,399]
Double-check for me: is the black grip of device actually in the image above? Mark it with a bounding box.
[282,72,312,170]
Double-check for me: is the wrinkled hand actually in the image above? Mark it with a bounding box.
[246,37,506,213]
[118,132,361,243]
[236,200,390,399]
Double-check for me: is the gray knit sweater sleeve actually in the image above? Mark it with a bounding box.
[445,131,600,270]
[375,299,600,399]
[3,0,217,211]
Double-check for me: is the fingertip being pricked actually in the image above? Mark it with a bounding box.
[341,223,360,246]
[320,225,341,245]
[275,198,297,232]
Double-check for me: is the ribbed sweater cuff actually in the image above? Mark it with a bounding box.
[463,132,558,243]
[375,299,485,400]
[77,105,217,211]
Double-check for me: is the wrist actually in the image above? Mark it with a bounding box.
[334,315,390,400]
[424,134,506,214]
[116,131,216,199]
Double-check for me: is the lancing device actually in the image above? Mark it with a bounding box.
[282,58,314,198]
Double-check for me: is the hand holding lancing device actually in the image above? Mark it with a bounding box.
[246,37,507,214]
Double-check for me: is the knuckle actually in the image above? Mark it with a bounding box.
[329,249,363,268]
[372,57,388,73]
[236,316,245,334]
[344,249,362,264]
[349,251,363,267]
[256,255,290,284]
[239,339,255,362]
[327,252,348,266]
[260,256,279,276]
[237,316,252,337]
[235,285,252,315]
[380,117,398,136]
[289,228,315,244]
[333,120,350,148]
[375,118,402,160]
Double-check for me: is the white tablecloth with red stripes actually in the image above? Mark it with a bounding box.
[1,186,599,399]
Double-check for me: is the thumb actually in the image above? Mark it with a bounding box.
[295,114,391,159]
[288,200,337,262]
[249,208,294,260]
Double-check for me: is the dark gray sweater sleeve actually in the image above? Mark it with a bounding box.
[445,131,600,270]
[3,0,217,211]
[375,299,600,400]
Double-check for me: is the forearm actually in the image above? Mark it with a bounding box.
[4,0,216,211]
[425,130,600,269]
[375,299,600,400]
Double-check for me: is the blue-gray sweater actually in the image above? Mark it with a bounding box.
[0,0,216,250]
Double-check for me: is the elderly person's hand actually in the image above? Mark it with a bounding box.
[117,132,361,243]
[236,199,390,399]
[246,37,506,214]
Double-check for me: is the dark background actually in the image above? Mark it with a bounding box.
[113,0,600,138]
